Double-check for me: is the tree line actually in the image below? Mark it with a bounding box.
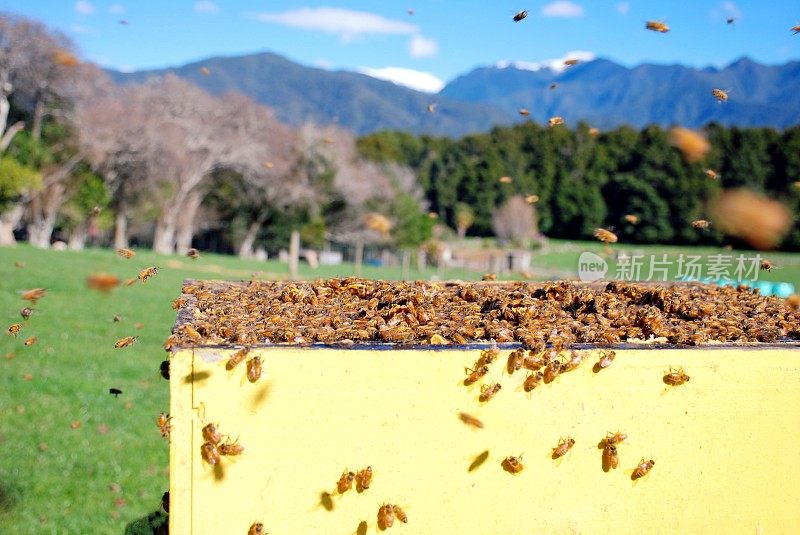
[357,121,800,250]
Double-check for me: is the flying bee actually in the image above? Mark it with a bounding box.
[564,58,578,67]
[593,228,618,245]
[726,17,735,25]
[226,347,250,370]
[14,261,24,268]
[464,365,489,386]
[218,437,244,456]
[186,248,200,259]
[24,336,37,346]
[7,323,21,337]
[116,248,135,259]
[138,266,158,282]
[20,307,32,321]
[589,127,600,136]
[548,116,565,127]
[513,10,528,22]
[759,259,773,272]
[200,442,220,466]
[114,336,137,348]
[247,522,265,535]
[459,412,484,429]
[392,505,408,523]
[426,103,436,113]
[507,349,525,373]
[199,67,210,76]
[549,82,558,90]
[523,371,544,392]
[602,442,619,471]
[705,169,719,180]
[246,356,262,383]
[159,360,170,380]
[711,88,729,103]
[692,219,711,230]
[645,20,670,33]
[21,288,46,304]
[498,176,512,184]
[552,437,575,459]
[479,383,502,402]
[202,423,222,444]
[663,366,690,386]
[525,194,539,204]
[337,471,355,494]
[631,458,655,480]
[378,503,395,529]
[109,387,123,398]
[355,466,373,491]
[518,108,530,116]
[157,413,172,438]
[502,454,524,474]
[792,24,800,34]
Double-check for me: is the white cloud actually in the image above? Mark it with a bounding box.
[541,1,584,18]
[256,8,418,41]
[359,66,444,93]
[194,1,219,14]
[75,1,94,15]
[109,4,124,14]
[408,34,438,58]
[496,50,596,73]
[616,2,630,15]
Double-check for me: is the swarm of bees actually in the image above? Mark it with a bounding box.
[645,20,670,33]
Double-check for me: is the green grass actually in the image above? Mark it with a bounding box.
[0,242,797,534]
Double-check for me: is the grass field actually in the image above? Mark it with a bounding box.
[0,242,797,534]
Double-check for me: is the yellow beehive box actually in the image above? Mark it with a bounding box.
[168,279,800,534]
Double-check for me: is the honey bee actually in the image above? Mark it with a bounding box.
[663,366,690,386]
[479,383,502,402]
[502,454,524,474]
[426,103,436,113]
[518,108,530,116]
[226,347,250,370]
[548,116,565,127]
[513,10,528,22]
[116,248,135,259]
[549,83,558,90]
[262,161,274,169]
[552,437,575,459]
[593,228,618,245]
[458,412,484,428]
[560,351,583,372]
[124,278,137,286]
[589,127,600,136]
[464,365,489,385]
[631,458,655,480]
[759,259,773,272]
[159,360,170,380]
[705,169,719,180]
[156,413,172,438]
[507,349,525,373]
[355,466,373,491]
[692,219,711,230]
[525,194,539,204]
[523,371,544,392]
[602,442,619,471]
[711,88,729,103]
[200,442,220,466]
[24,336,37,346]
[606,431,627,445]
[246,356,262,383]
[392,505,408,524]
[726,17,735,25]
[199,66,210,76]
[138,266,158,282]
[543,360,561,383]
[595,350,616,370]
[14,261,24,268]
[113,314,122,322]
[377,503,395,529]
[792,24,800,34]
[645,20,670,33]
[7,323,21,337]
[21,288,46,304]
[624,214,639,225]
[187,248,200,259]
[498,176,512,184]
[247,522,265,535]
[786,294,800,310]
[336,471,355,494]
[114,336,137,348]
[668,127,711,163]
[218,437,244,456]
[428,212,438,219]
[202,423,222,444]
[20,307,32,321]
[429,333,448,344]
[564,58,578,66]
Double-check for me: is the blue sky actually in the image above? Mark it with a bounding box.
[2,1,799,92]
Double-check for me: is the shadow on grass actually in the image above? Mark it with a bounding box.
[123,510,168,535]
[0,481,21,515]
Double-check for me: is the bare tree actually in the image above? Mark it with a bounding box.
[491,195,538,247]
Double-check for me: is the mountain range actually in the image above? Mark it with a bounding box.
[108,52,800,138]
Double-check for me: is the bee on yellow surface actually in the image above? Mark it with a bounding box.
[663,366,690,386]
[226,347,250,371]
[523,371,544,392]
[117,248,135,259]
[114,336,137,348]
[624,214,639,225]
[200,442,220,466]
[711,88,729,103]
[507,349,525,373]
[502,454,524,474]
[24,336,37,346]
[355,466,373,492]
[218,437,244,456]
[138,266,158,282]
[552,437,575,459]
[246,356,262,383]
[479,382,502,402]
[336,470,355,494]
[7,323,21,337]
[464,365,489,386]
[513,10,528,22]
[548,116,565,127]
[631,458,655,480]
[458,412,484,429]
[377,503,395,529]
[21,288,47,304]
[692,219,711,230]
[202,423,222,445]
[157,413,172,438]
[247,522,265,535]
[560,351,583,373]
[392,504,408,523]
[543,359,561,383]
[602,442,619,471]
[593,228,618,245]
[645,20,669,33]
